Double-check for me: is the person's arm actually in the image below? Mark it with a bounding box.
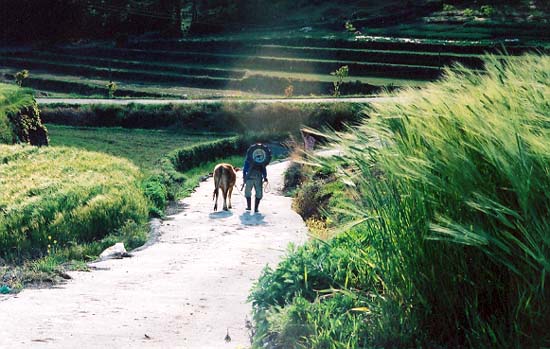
[243,159,249,180]
[262,166,267,182]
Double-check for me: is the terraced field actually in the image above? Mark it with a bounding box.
[0,36,545,98]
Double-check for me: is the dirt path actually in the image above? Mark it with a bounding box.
[0,160,307,348]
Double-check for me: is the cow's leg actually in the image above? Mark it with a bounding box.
[227,185,234,209]
[213,187,218,211]
[222,188,228,211]
[213,167,221,212]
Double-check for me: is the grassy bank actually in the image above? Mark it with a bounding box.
[0,145,148,263]
[251,54,550,347]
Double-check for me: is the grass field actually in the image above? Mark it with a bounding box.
[47,124,226,172]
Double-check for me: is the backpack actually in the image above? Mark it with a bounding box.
[246,143,272,168]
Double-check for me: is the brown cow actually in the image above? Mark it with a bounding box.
[213,163,239,211]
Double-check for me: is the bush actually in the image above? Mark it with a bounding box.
[14,69,29,87]
[0,83,48,146]
[0,145,148,262]
[283,162,304,193]
[331,65,349,97]
[141,174,168,217]
[251,54,550,347]
[106,81,117,98]
[292,180,328,220]
[250,232,373,348]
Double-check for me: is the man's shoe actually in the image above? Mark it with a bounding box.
[246,197,251,211]
[254,198,261,213]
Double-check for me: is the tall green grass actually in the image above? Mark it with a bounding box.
[251,54,550,347]
[0,145,148,262]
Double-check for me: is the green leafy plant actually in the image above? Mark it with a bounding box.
[463,7,475,17]
[330,65,349,97]
[344,21,356,33]
[442,3,456,12]
[14,70,29,87]
[106,81,117,98]
[480,5,495,17]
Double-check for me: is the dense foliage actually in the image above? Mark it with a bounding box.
[250,54,550,347]
[0,83,48,146]
[0,145,148,262]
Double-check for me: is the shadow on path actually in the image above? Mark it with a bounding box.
[208,210,234,219]
[239,212,266,226]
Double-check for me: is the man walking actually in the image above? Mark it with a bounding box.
[242,143,271,213]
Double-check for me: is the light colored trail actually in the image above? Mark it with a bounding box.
[36,96,396,105]
[0,160,307,349]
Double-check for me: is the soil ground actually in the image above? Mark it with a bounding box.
[0,160,307,349]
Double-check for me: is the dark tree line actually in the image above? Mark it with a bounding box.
[0,0,184,43]
[0,0,322,43]
[2,0,545,43]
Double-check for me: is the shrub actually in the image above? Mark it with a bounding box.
[0,145,148,262]
[292,180,327,220]
[330,65,349,97]
[480,5,495,17]
[106,81,117,98]
[250,232,373,348]
[141,174,168,217]
[442,4,456,12]
[284,84,294,98]
[463,7,475,17]
[283,161,304,193]
[0,83,48,146]
[14,69,29,87]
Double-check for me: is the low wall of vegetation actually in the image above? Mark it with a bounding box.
[0,145,148,263]
[0,83,48,146]
[166,136,246,173]
[251,54,550,348]
[41,102,364,136]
